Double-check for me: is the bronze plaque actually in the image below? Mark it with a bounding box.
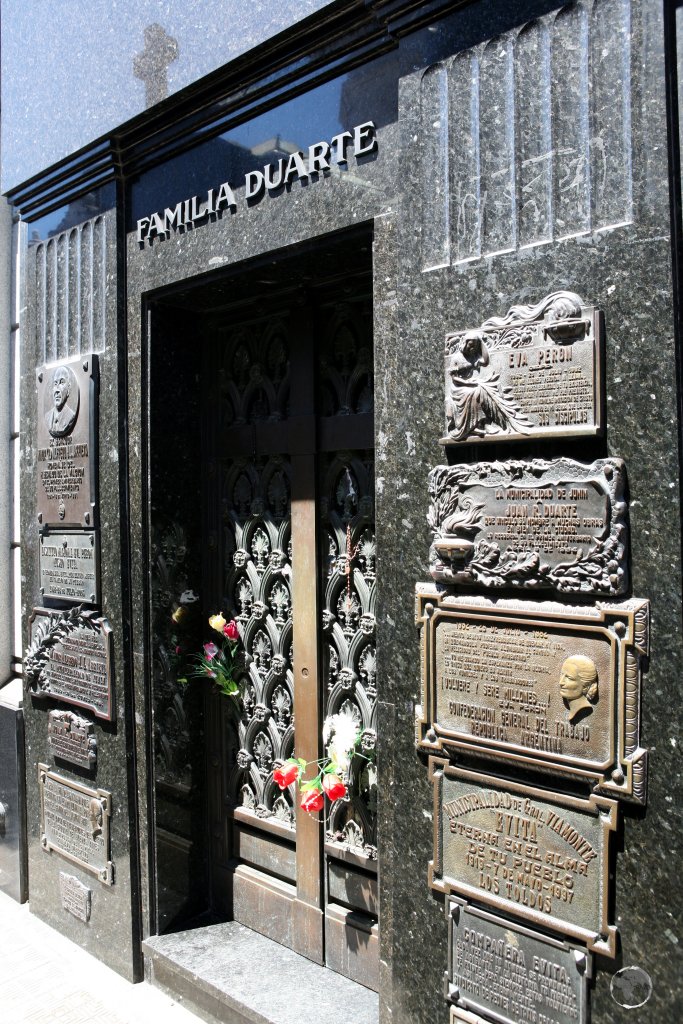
[59,872,92,922]
[441,291,602,446]
[39,766,113,884]
[48,710,97,769]
[39,530,99,604]
[416,589,648,804]
[428,457,628,596]
[36,355,98,527]
[446,897,591,1024]
[26,608,114,721]
[429,760,618,956]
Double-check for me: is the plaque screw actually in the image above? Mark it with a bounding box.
[37,513,43,524]
[84,512,90,525]
[425,602,435,617]
[614,622,626,636]
[612,768,625,785]
[90,535,95,546]
[82,360,88,372]
[574,952,587,972]
[38,371,43,383]
[63,539,68,548]
[89,593,96,603]
[39,587,45,595]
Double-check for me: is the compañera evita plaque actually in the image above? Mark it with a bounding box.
[429,761,618,957]
[416,588,648,804]
[428,457,628,595]
[445,896,591,1024]
[36,355,98,527]
[441,291,602,446]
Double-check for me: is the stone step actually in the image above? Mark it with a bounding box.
[143,921,379,1024]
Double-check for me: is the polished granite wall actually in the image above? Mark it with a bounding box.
[16,0,683,1019]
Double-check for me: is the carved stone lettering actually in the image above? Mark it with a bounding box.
[39,530,99,604]
[39,766,113,884]
[26,607,114,721]
[36,355,98,527]
[428,458,628,595]
[446,898,591,1024]
[48,710,97,769]
[442,292,602,445]
[429,761,618,957]
[59,872,92,922]
[416,588,648,803]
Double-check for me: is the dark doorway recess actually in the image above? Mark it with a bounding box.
[147,225,378,990]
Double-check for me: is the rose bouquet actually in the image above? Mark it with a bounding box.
[272,712,373,814]
[180,612,242,699]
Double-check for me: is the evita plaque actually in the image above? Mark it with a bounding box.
[428,458,628,595]
[39,766,113,884]
[48,710,97,770]
[26,607,114,721]
[416,588,649,803]
[429,760,618,957]
[441,291,602,446]
[36,355,98,527]
[39,529,99,604]
[445,897,591,1024]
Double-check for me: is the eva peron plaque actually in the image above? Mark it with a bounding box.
[442,291,602,446]
[428,457,628,596]
[39,766,113,884]
[416,588,649,804]
[429,760,618,957]
[36,355,98,527]
[26,607,114,721]
[39,529,99,604]
[445,897,591,1024]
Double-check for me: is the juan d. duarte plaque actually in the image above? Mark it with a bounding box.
[39,530,99,604]
[428,457,628,595]
[416,588,649,804]
[429,761,618,957]
[26,607,114,721]
[39,766,113,884]
[48,710,97,769]
[441,291,602,446]
[36,355,97,527]
[445,897,591,1024]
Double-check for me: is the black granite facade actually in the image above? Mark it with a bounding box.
[12,0,683,1022]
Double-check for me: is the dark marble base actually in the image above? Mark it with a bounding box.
[0,681,28,903]
[143,922,379,1024]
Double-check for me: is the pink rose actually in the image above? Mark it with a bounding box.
[203,642,219,661]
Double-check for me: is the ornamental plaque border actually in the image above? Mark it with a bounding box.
[38,765,113,885]
[416,587,649,804]
[26,607,115,722]
[429,758,618,957]
[445,896,592,1024]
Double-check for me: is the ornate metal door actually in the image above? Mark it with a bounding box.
[204,273,377,987]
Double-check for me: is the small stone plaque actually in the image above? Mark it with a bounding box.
[446,897,591,1024]
[429,761,618,956]
[48,710,97,769]
[441,291,602,446]
[416,588,648,803]
[26,607,114,721]
[59,871,92,922]
[39,766,113,884]
[39,530,99,604]
[36,355,98,527]
[428,457,628,595]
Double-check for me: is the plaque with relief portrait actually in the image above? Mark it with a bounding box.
[36,355,98,527]
[416,587,649,804]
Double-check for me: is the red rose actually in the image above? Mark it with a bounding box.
[273,761,300,789]
[223,619,239,641]
[300,788,324,813]
[322,774,347,801]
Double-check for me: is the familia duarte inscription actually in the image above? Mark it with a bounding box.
[442,292,602,445]
[416,589,649,803]
[429,762,618,957]
[36,355,98,527]
[26,607,114,721]
[137,121,377,244]
[428,457,628,596]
